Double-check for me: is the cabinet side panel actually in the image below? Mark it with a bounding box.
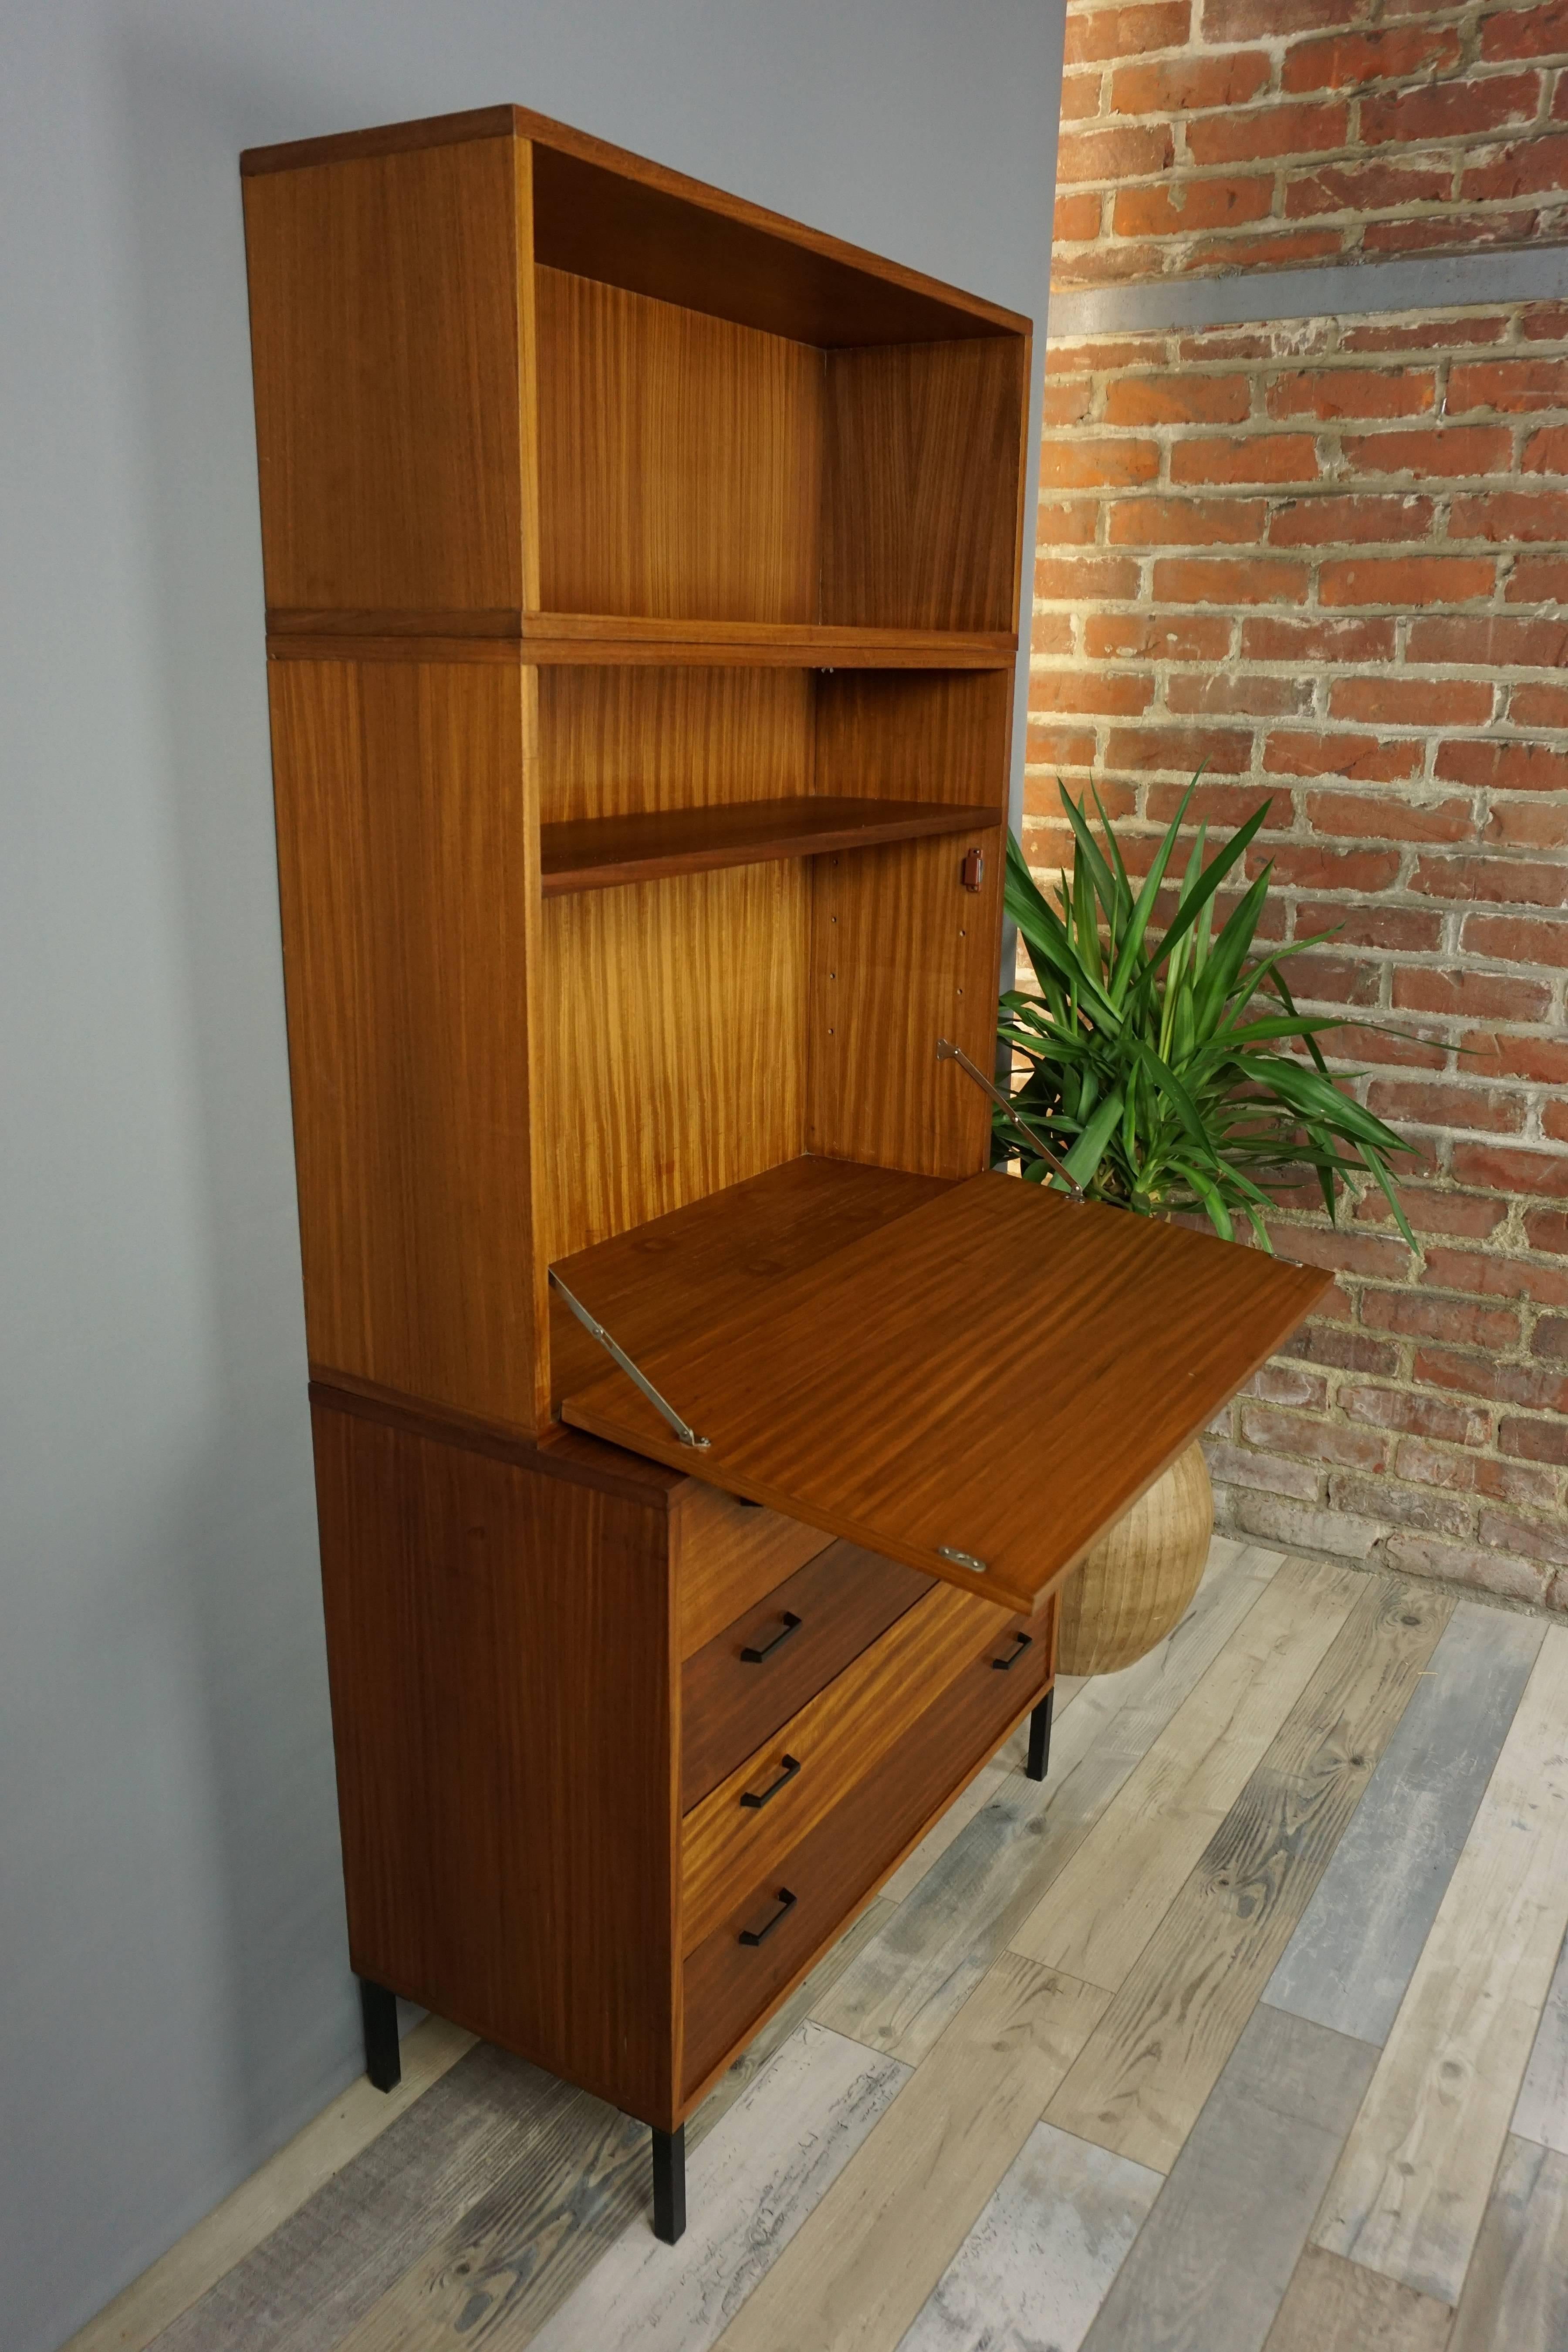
[535,264,822,623]
[243,135,525,614]
[269,659,548,1431]
[312,1399,679,2123]
[820,337,1027,634]
[537,862,808,1260]
[807,672,1009,1174]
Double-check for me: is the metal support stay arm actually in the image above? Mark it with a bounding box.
[548,1271,711,1450]
[936,1038,1086,1199]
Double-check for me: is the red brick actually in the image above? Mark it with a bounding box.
[1186,100,1349,168]
[1054,191,1105,245]
[1331,676,1493,727]
[1449,355,1568,412]
[1462,131,1568,203]
[1415,1346,1568,1410]
[1056,122,1177,185]
[1504,681,1568,728]
[1041,376,1094,428]
[1522,302,1568,338]
[1283,1325,1400,1374]
[1204,0,1361,34]
[1041,437,1160,490]
[1342,1383,1490,1442]
[1365,1078,1524,1136]
[1500,1413,1568,1462]
[1031,613,1076,658]
[1035,501,1100,547]
[1395,966,1555,1020]
[1146,778,1283,825]
[1110,51,1272,113]
[1463,1029,1568,1084]
[1283,25,1463,92]
[1248,842,1404,890]
[1103,373,1253,426]
[1507,554,1568,602]
[1299,900,1443,950]
[1331,1021,1447,1069]
[1357,1183,1509,1240]
[1024,725,1098,767]
[1054,242,1175,290]
[1528,1209,1568,1254]
[1113,176,1274,239]
[1394,1436,1549,1502]
[1479,1505,1568,1566]
[1166,671,1313,716]
[1481,1,1568,61]
[1362,213,1544,260]
[1102,723,1254,774]
[1320,554,1496,606]
[1241,615,1395,662]
[1477,1456,1561,1509]
[1031,669,1155,716]
[1411,614,1568,666]
[1267,367,1436,422]
[1450,489,1568,543]
[1360,71,1543,145]
[1550,1102,1568,1144]
[1059,71,1104,123]
[1240,1404,1392,1469]
[1306,787,1475,841]
[1539,1317,1568,1359]
[1330,1470,1473,1537]
[1451,1142,1568,1197]
[1171,435,1321,486]
[1485,799,1568,854]
[1522,424,1568,473]
[1248,1362,1331,1408]
[1436,741,1568,794]
[1047,336,1160,374]
[1385,1535,1551,1603]
[1285,160,1453,218]
[1413,855,1568,908]
[1188,226,1350,273]
[1263,730,1423,782]
[1284,951,1384,1006]
[1268,1221,1416,1277]
[1084,612,1233,660]
[1152,555,1310,604]
[1034,553,1142,600]
[1064,1,1191,64]
[1269,493,1435,546]
[1423,1244,1568,1306]
[1106,495,1267,544]
[1342,316,1509,355]
[1340,425,1512,477]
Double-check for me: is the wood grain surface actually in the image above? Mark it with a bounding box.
[1264,2248,1453,2352]
[676,1485,836,1662]
[541,794,1002,895]
[1315,1623,1568,2305]
[536,665,811,825]
[1514,1927,1568,2156]
[1446,2135,1568,2352]
[562,1174,1330,1611]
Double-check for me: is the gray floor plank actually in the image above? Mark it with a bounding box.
[1262,2247,1452,2352]
[813,1541,1282,2065]
[523,2024,907,2352]
[1512,1926,1568,2158]
[895,2122,1161,2352]
[1447,2136,1568,2352]
[1076,2006,1379,2352]
[1265,1602,1543,2046]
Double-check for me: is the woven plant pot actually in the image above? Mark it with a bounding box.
[1056,1442,1213,1677]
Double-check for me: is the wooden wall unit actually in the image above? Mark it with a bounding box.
[242,104,1331,2243]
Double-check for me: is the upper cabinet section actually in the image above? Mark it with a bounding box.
[243,106,1032,654]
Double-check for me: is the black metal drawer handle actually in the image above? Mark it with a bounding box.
[741,1611,802,1665]
[739,1887,797,1946]
[992,1631,1034,1673]
[740,1754,801,1810]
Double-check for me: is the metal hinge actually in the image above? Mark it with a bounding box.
[936,1037,1086,1200]
[549,1271,711,1450]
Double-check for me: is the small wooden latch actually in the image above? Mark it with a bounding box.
[961,848,984,892]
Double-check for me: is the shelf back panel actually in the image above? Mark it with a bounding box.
[537,666,812,825]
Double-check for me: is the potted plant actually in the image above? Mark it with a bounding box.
[1000,778,1417,1674]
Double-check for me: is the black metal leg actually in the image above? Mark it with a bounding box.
[1026,1689,1053,1783]
[652,2122,686,2244]
[359,1977,401,2093]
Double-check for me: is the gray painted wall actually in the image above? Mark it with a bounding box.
[0,7,1063,2345]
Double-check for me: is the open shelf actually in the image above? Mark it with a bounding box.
[540,794,1002,897]
[263,613,1019,669]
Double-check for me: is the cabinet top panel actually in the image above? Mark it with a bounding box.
[240,103,1031,348]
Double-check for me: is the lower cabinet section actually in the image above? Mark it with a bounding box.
[681,1584,1054,2100]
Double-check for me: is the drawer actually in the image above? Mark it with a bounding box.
[683,1541,930,1811]
[683,1592,1055,2098]
[675,1484,833,1660]
[682,1578,1044,1955]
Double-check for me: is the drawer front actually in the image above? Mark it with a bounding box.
[675,1484,833,1661]
[682,1578,1036,1955]
[683,1541,931,1811]
[683,1593,1055,2098]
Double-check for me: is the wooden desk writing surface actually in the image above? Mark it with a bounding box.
[561,1170,1331,1614]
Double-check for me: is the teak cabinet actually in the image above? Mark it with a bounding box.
[240,104,1328,2243]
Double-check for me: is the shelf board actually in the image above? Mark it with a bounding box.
[264,610,1018,670]
[540,795,1003,897]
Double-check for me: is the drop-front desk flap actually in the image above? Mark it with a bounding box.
[555,1161,1331,1615]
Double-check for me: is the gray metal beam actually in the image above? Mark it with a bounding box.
[1048,242,1568,339]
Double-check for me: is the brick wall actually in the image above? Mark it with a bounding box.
[1059,0,1568,282]
[1038,11,1568,1608]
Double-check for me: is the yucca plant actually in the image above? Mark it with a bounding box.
[999,778,1418,1251]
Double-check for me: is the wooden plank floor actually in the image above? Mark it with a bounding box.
[72,1538,1568,2352]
